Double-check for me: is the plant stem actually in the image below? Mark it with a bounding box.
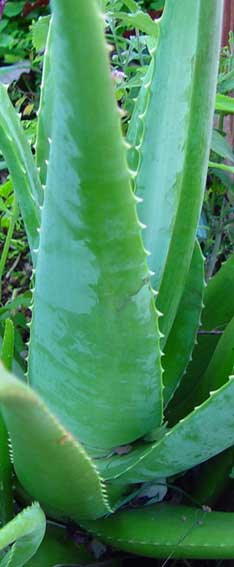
[0,197,18,304]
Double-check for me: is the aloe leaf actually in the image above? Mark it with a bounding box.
[0,85,41,265]
[0,320,14,525]
[163,241,204,406]
[97,378,234,482]
[168,254,234,424]
[0,365,111,520]
[215,93,234,114]
[134,0,222,342]
[28,0,162,450]
[0,503,46,567]
[83,503,234,559]
[211,129,234,162]
[25,524,92,567]
[35,18,53,186]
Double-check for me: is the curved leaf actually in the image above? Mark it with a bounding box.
[84,503,234,560]
[215,93,234,114]
[0,365,112,521]
[0,503,45,567]
[97,378,234,482]
[134,0,222,343]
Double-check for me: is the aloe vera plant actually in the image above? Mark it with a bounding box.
[1,0,234,563]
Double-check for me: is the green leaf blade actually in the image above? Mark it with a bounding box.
[28,0,163,450]
[135,0,223,342]
[0,86,42,265]
[0,503,46,567]
[215,93,234,114]
[0,366,112,521]
[84,504,234,560]
[97,378,234,482]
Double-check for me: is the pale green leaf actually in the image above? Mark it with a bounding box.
[134,0,222,345]
[32,16,50,53]
[0,503,45,567]
[215,93,234,114]
[0,365,112,521]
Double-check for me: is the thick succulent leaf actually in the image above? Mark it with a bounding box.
[83,503,234,560]
[168,254,234,424]
[97,378,234,482]
[134,0,222,342]
[215,93,234,114]
[35,17,53,186]
[28,0,162,450]
[0,85,41,265]
[163,241,204,406]
[25,524,92,567]
[0,365,111,520]
[0,503,46,567]
[211,129,234,162]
